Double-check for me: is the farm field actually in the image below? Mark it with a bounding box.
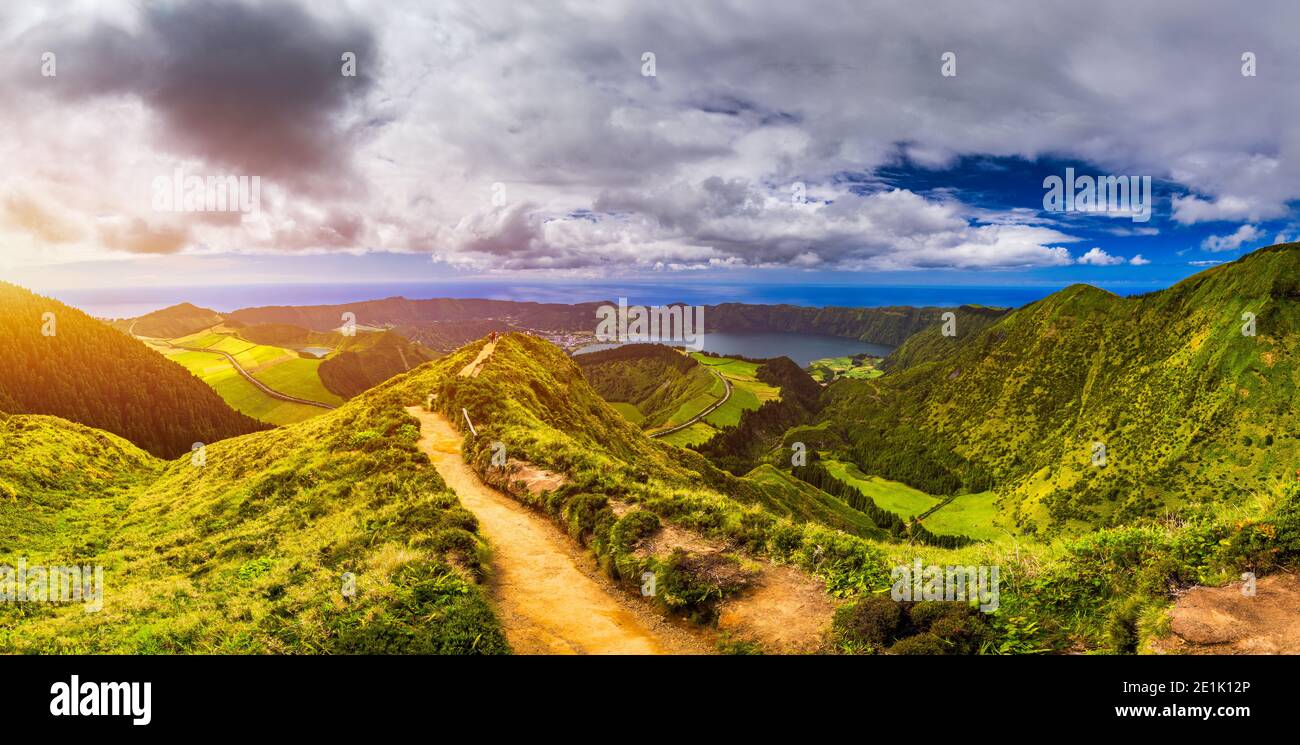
[687,352,779,429]
[608,401,645,425]
[822,458,942,519]
[806,355,883,383]
[171,329,343,406]
[164,349,326,425]
[158,328,342,424]
[657,421,717,448]
[917,490,1004,542]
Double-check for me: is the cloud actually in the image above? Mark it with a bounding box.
[9,0,376,189]
[1077,247,1126,266]
[434,183,1080,270]
[1201,224,1262,252]
[1129,254,1150,265]
[3,194,84,244]
[1188,260,1223,266]
[6,0,1300,274]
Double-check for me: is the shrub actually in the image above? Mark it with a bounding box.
[832,594,901,651]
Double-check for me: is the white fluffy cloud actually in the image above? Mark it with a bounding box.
[1201,224,1263,252]
[3,0,1300,273]
[1076,247,1125,266]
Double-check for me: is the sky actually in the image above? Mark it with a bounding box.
[1,0,1298,297]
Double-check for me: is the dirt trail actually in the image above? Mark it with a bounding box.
[459,341,496,377]
[1152,574,1300,654]
[406,406,706,654]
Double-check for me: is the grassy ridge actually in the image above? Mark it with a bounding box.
[819,244,1300,535]
[0,283,267,458]
[163,349,324,425]
[0,386,508,654]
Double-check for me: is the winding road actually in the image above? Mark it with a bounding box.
[648,368,731,438]
[171,343,337,410]
[131,323,337,410]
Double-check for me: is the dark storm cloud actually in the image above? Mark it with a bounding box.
[24,0,377,189]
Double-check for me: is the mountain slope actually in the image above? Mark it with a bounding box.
[0,283,267,457]
[574,344,721,431]
[124,302,225,338]
[318,330,439,399]
[0,388,508,654]
[816,244,1300,534]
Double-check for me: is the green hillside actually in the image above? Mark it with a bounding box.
[0,283,267,457]
[318,331,439,399]
[575,344,724,433]
[120,302,225,338]
[0,392,507,654]
[5,327,1300,654]
[816,243,1300,536]
[386,333,1300,652]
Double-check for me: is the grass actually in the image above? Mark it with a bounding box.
[658,421,718,447]
[685,353,778,430]
[823,459,942,519]
[0,389,510,654]
[165,350,324,425]
[806,355,883,383]
[918,491,1004,542]
[164,328,343,422]
[608,402,645,425]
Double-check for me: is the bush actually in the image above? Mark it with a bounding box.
[564,493,610,541]
[609,510,660,553]
[656,551,756,622]
[832,594,902,652]
[890,633,947,655]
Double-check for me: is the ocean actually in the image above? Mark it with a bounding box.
[47,281,1167,320]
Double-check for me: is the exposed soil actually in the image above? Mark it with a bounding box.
[612,499,839,653]
[717,564,839,654]
[1151,573,1300,654]
[458,341,496,378]
[407,406,709,655]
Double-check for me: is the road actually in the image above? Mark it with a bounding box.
[130,324,337,410]
[171,344,338,410]
[648,368,731,438]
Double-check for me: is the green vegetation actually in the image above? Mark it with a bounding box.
[822,459,941,519]
[0,283,266,458]
[819,244,1300,535]
[118,302,224,338]
[575,344,731,436]
[608,401,645,425]
[317,331,439,399]
[919,491,1004,543]
[806,354,883,383]
[165,350,325,425]
[0,384,508,654]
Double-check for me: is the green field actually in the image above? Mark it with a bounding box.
[823,458,942,518]
[654,369,728,430]
[608,401,646,425]
[164,328,342,424]
[806,355,883,383]
[657,421,718,447]
[687,353,778,429]
[166,350,325,425]
[918,491,1004,542]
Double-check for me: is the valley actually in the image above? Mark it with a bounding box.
[4,247,1300,656]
